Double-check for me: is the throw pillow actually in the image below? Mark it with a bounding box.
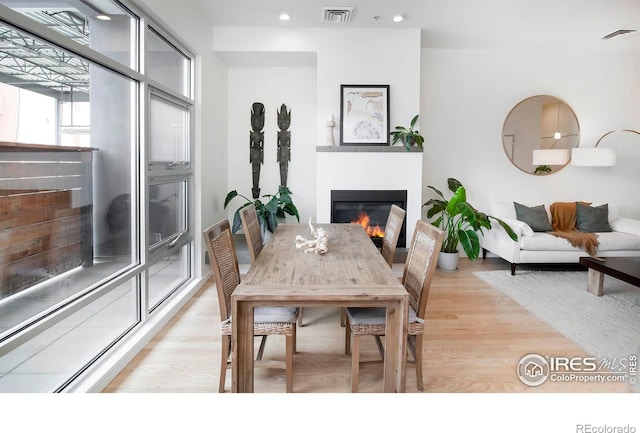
[507,219,535,237]
[576,203,612,232]
[513,202,552,232]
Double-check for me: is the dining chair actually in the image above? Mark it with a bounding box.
[344,219,444,392]
[239,204,304,327]
[203,219,299,393]
[380,204,406,267]
[340,204,406,327]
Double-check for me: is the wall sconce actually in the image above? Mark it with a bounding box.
[571,147,617,166]
[532,148,570,165]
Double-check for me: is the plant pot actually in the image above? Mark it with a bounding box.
[260,223,272,243]
[437,251,459,272]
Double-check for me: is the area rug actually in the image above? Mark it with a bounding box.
[473,270,640,392]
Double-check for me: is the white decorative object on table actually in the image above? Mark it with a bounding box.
[325,114,335,146]
[295,217,328,254]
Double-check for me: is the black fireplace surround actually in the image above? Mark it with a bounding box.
[330,190,407,248]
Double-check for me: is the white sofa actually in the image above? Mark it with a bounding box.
[480,202,640,275]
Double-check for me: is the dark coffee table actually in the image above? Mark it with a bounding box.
[579,256,640,296]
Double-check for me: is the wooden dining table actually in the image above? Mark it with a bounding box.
[231,223,409,392]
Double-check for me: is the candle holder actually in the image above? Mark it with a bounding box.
[325,115,335,146]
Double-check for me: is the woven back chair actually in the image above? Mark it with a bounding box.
[239,204,263,265]
[203,219,298,392]
[344,219,444,392]
[239,205,305,327]
[340,204,407,327]
[380,204,406,267]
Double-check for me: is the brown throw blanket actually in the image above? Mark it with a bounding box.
[549,201,599,256]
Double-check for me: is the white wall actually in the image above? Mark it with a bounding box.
[421,48,640,220]
[214,27,422,224]
[225,66,317,224]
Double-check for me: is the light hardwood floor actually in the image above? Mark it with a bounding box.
[103,257,632,393]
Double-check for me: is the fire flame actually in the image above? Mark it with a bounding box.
[351,212,385,238]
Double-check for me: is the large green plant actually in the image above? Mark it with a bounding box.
[224,186,300,234]
[423,178,517,259]
[390,114,424,151]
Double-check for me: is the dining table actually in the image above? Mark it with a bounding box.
[231,222,409,393]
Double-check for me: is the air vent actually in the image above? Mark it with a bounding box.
[601,29,637,40]
[322,7,354,23]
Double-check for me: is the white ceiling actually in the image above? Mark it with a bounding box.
[182,0,640,49]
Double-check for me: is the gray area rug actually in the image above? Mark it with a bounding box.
[474,270,640,392]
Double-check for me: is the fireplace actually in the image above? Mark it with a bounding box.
[331,190,407,248]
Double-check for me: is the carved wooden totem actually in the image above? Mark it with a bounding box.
[277,103,291,188]
[249,102,265,198]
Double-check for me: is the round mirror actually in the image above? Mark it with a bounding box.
[502,95,580,175]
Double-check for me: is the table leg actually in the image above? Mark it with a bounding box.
[587,268,604,296]
[232,299,254,392]
[383,298,408,393]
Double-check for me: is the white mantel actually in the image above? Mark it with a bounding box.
[315,146,423,243]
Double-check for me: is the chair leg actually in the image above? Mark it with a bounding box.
[345,320,351,355]
[351,334,360,393]
[286,333,294,393]
[297,308,304,327]
[414,335,424,391]
[292,322,297,354]
[256,335,268,361]
[340,307,346,327]
[374,335,385,359]
[219,335,230,393]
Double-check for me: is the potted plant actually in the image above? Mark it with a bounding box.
[423,178,517,271]
[390,114,424,151]
[534,165,552,174]
[224,185,300,235]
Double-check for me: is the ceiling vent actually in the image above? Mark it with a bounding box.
[322,7,354,23]
[601,29,637,40]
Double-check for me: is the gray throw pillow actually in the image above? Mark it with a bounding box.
[576,202,612,232]
[514,202,552,232]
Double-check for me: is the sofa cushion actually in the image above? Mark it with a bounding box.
[514,202,552,232]
[506,218,535,237]
[611,217,640,237]
[519,232,640,251]
[520,233,587,251]
[596,232,640,251]
[576,203,612,232]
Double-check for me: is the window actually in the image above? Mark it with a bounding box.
[149,92,190,164]
[146,27,190,97]
[0,0,196,392]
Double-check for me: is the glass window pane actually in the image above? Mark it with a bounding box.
[1,0,136,69]
[149,95,189,163]
[148,245,190,311]
[149,181,186,246]
[0,27,137,336]
[0,278,138,392]
[146,28,189,97]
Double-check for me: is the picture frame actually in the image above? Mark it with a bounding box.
[340,84,390,146]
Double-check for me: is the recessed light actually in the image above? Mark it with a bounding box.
[279,11,291,21]
[392,14,404,23]
[96,14,111,21]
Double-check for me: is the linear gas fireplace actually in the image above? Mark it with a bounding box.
[331,190,407,248]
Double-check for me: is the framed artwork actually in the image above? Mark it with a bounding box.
[340,84,390,146]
